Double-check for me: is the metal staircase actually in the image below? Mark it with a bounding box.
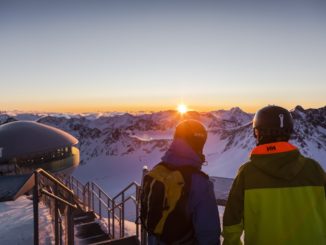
[33,168,143,245]
[0,166,232,245]
[29,168,231,245]
[64,175,144,244]
[73,208,111,244]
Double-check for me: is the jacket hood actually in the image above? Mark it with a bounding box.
[161,138,205,169]
[250,142,305,180]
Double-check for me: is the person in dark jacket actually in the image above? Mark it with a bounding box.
[223,105,326,245]
[147,119,221,245]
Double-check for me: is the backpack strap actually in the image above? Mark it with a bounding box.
[156,162,209,243]
[158,161,209,207]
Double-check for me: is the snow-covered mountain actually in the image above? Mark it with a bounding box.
[1,106,325,195]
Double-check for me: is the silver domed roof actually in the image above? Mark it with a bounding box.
[0,121,78,161]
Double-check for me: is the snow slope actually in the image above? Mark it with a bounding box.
[0,195,54,245]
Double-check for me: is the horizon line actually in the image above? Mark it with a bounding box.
[1,104,325,115]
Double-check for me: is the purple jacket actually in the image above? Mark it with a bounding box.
[148,139,221,245]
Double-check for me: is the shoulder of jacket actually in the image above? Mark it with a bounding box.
[300,155,320,164]
[237,160,252,174]
[299,155,325,172]
[192,170,209,179]
[190,172,213,196]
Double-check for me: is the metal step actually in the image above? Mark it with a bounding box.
[74,211,97,225]
[75,221,105,238]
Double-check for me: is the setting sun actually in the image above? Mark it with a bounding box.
[177,104,188,114]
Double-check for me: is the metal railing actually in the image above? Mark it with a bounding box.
[60,174,144,243]
[111,181,142,239]
[50,166,227,245]
[33,168,77,245]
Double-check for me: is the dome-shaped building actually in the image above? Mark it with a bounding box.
[0,121,80,175]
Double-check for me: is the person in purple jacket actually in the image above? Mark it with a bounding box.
[145,119,221,245]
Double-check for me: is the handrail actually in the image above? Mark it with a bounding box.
[40,188,78,209]
[34,168,76,245]
[36,168,74,195]
[128,196,138,205]
[108,203,122,213]
[68,175,84,198]
[54,171,143,243]
[92,181,112,201]
[32,167,146,245]
[109,195,137,211]
[109,181,141,239]
[112,182,140,200]
[91,190,110,209]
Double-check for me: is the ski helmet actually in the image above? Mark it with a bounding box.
[253,105,293,143]
[174,119,207,154]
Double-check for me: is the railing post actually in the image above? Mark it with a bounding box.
[99,191,102,219]
[71,177,74,191]
[119,207,122,238]
[141,166,149,245]
[88,183,91,211]
[92,183,95,212]
[107,196,111,236]
[112,199,115,239]
[58,217,63,245]
[121,192,125,237]
[33,172,39,245]
[76,180,79,198]
[83,183,86,210]
[67,194,74,245]
[136,185,140,239]
[54,185,59,245]
[67,176,70,189]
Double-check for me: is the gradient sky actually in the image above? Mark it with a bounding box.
[1,0,325,113]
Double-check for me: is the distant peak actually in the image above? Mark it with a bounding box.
[230,107,244,113]
[294,105,305,112]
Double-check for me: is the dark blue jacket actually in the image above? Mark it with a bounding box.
[148,138,221,245]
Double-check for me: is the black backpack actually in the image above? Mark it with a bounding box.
[140,162,208,244]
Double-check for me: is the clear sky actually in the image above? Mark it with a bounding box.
[1,0,325,113]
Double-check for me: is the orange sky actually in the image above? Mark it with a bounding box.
[2,99,323,114]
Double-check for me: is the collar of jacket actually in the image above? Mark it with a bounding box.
[250,142,297,156]
[249,142,304,180]
[161,138,204,169]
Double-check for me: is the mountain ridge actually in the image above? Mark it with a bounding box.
[0,106,325,194]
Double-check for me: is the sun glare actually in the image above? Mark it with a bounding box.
[177,104,188,114]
